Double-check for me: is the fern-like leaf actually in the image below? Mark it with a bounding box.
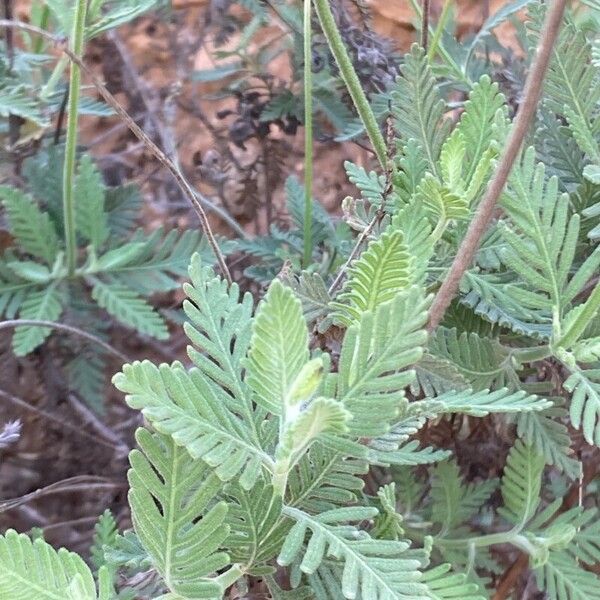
[113,361,271,487]
[90,509,117,576]
[429,327,517,390]
[101,228,206,294]
[183,256,254,412]
[245,279,309,415]
[12,284,63,356]
[498,440,545,528]
[421,563,486,600]
[128,428,230,598]
[331,230,414,326]
[344,162,386,206]
[279,506,428,600]
[534,551,600,600]
[0,261,37,319]
[430,460,498,536]
[436,387,551,416]
[0,529,98,599]
[454,75,507,184]
[281,270,332,324]
[0,186,60,265]
[563,367,600,446]
[500,148,600,321]
[90,278,168,339]
[516,405,580,479]
[393,44,450,174]
[533,13,600,163]
[74,155,109,249]
[287,445,368,513]
[224,480,289,569]
[330,287,430,439]
[285,176,334,247]
[0,82,48,125]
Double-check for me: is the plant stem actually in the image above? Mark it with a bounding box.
[313,0,388,170]
[302,0,313,267]
[0,20,234,283]
[511,344,553,364]
[62,0,88,276]
[427,0,568,332]
[421,0,430,51]
[0,319,130,362]
[272,458,290,497]
[428,0,452,61]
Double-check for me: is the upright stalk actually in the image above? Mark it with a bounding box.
[421,0,431,51]
[427,0,568,331]
[302,0,313,267]
[428,0,452,61]
[63,0,88,275]
[313,0,388,170]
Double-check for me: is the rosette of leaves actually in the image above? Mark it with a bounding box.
[0,148,208,410]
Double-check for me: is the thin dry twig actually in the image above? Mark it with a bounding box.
[0,319,130,362]
[421,0,431,50]
[328,117,396,296]
[328,210,382,295]
[0,388,124,451]
[0,20,234,283]
[426,0,568,332]
[0,476,125,513]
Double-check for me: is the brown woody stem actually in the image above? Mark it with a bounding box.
[427,0,568,331]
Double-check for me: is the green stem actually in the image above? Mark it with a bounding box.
[313,0,388,170]
[62,0,88,276]
[302,0,313,267]
[272,458,290,498]
[427,0,453,61]
[511,345,553,364]
[556,281,600,350]
[434,527,522,549]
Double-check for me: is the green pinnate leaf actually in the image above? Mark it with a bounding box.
[331,230,414,327]
[74,155,109,249]
[128,429,230,598]
[245,279,310,416]
[90,278,168,340]
[0,529,97,599]
[0,186,60,265]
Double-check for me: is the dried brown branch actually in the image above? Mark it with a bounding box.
[0,19,234,283]
[0,388,124,451]
[0,319,130,362]
[491,553,529,600]
[426,0,568,332]
[0,476,125,513]
[328,209,383,295]
[421,0,430,50]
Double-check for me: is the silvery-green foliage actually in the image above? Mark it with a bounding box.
[3,2,600,599]
[104,249,554,599]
